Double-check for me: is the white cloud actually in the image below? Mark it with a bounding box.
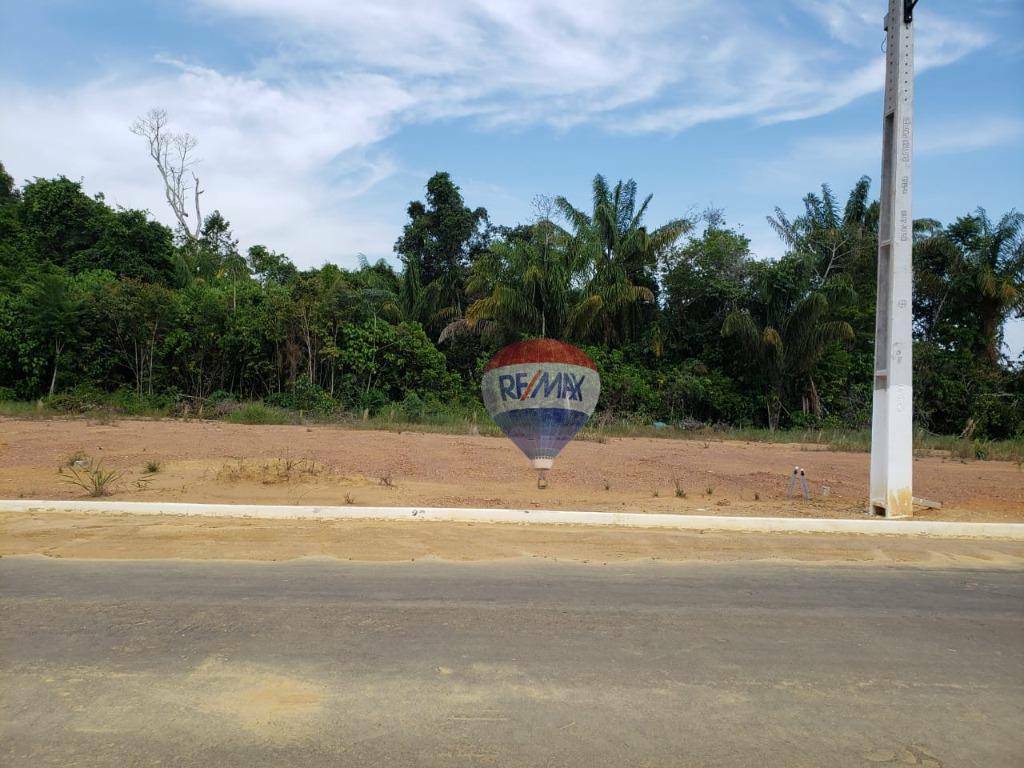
[918,117,1024,154]
[798,0,877,45]
[197,0,989,133]
[747,116,1024,189]
[1,63,414,266]
[0,0,999,264]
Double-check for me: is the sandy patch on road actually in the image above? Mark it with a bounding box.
[191,657,325,740]
[1,418,1022,522]
[3,512,1022,568]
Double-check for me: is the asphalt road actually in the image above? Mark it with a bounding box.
[1,557,1022,767]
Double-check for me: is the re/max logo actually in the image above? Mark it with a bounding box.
[498,370,586,401]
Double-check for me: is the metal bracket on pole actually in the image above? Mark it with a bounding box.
[904,0,919,24]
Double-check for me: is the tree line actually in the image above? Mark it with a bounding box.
[0,159,1021,438]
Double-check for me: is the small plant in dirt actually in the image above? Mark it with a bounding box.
[344,493,355,505]
[604,480,611,491]
[135,460,162,489]
[378,471,394,488]
[754,491,761,501]
[705,486,714,496]
[674,480,686,498]
[59,459,123,497]
[652,489,659,498]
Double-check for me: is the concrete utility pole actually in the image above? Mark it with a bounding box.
[869,0,917,518]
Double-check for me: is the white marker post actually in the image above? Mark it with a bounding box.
[869,0,916,518]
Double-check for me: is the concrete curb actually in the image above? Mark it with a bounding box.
[2,499,1022,540]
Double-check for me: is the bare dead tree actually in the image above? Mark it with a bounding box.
[130,109,204,242]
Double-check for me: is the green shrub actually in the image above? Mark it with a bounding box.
[333,321,456,406]
[265,376,336,414]
[45,384,107,413]
[207,390,237,405]
[224,402,293,425]
[399,392,425,421]
[107,388,174,417]
[356,387,389,416]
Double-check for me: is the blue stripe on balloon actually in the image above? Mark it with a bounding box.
[491,407,591,460]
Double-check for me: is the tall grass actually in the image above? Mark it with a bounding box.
[0,400,54,418]
[223,402,294,425]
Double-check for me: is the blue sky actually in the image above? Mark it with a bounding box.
[2,0,1022,353]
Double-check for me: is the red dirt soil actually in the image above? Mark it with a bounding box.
[0,418,1021,522]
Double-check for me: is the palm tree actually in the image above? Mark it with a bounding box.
[722,288,853,430]
[441,218,572,343]
[768,176,877,287]
[945,209,1024,364]
[557,174,689,345]
[398,253,428,328]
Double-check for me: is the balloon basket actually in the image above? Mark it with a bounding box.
[532,458,553,489]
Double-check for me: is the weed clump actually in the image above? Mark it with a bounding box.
[58,456,123,497]
[216,457,330,484]
[224,402,294,425]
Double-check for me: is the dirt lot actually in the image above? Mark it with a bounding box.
[1,417,1021,521]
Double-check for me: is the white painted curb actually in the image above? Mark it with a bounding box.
[2,499,1022,540]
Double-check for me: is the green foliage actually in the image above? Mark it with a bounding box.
[225,402,294,425]
[247,244,297,287]
[45,383,108,413]
[105,388,175,417]
[265,376,336,414]
[722,273,854,430]
[451,220,573,343]
[0,164,1018,442]
[584,347,748,424]
[662,211,751,363]
[557,175,689,347]
[18,176,176,283]
[333,320,455,410]
[395,172,490,334]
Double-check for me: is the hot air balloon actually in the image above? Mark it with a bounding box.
[481,339,600,487]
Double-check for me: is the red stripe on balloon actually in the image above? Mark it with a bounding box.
[520,369,542,400]
[483,339,597,373]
